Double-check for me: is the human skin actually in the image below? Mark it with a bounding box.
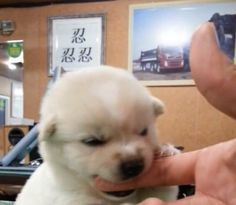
[95,22,236,205]
[95,139,236,205]
[190,22,236,119]
[137,139,236,205]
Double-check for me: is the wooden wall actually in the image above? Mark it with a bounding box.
[0,0,235,151]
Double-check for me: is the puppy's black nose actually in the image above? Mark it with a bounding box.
[120,159,144,180]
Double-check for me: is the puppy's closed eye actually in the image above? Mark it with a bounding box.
[139,128,148,137]
[81,136,106,146]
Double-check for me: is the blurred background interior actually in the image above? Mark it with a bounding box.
[0,0,235,204]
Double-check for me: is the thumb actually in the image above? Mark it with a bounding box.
[190,22,236,119]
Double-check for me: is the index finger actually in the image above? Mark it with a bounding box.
[95,150,199,192]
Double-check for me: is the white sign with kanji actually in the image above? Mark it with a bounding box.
[48,14,105,75]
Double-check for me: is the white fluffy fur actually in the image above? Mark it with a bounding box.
[15,66,179,205]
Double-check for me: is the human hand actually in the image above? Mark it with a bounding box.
[134,23,236,204]
[96,139,236,205]
[190,22,236,119]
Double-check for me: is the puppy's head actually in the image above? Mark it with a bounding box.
[38,66,164,199]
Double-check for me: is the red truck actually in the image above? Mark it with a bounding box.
[140,45,184,73]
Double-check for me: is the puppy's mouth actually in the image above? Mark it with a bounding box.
[104,189,135,197]
[93,174,136,198]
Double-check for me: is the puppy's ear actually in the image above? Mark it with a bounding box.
[151,96,165,117]
[38,115,56,142]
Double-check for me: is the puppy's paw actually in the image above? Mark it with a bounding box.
[159,144,182,157]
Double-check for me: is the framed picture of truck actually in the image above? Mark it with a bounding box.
[129,1,236,86]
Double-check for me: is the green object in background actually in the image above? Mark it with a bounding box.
[0,99,5,111]
[7,42,22,58]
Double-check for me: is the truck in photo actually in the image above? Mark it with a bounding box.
[140,45,184,73]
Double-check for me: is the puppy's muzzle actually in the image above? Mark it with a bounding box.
[104,159,144,198]
[120,159,144,180]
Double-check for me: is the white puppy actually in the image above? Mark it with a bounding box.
[15,66,179,205]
